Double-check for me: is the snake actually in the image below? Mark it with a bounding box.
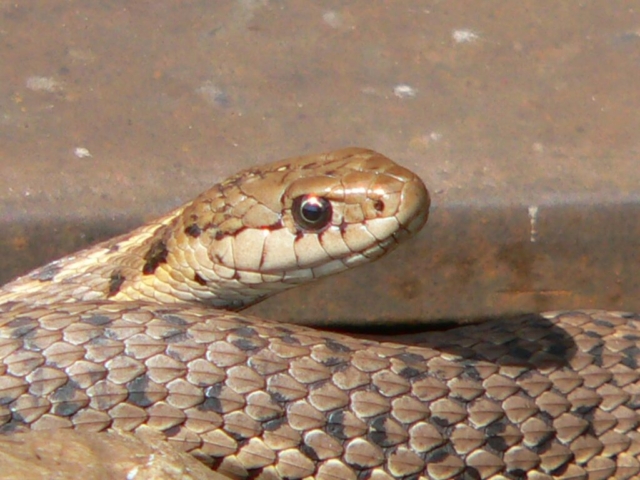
[0,148,638,480]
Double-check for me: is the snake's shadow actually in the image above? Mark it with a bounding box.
[343,314,577,369]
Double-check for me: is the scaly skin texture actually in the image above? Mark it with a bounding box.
[1,148,638,479]
[1,303,639,479]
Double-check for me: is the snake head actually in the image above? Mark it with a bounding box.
[173,148,430,310]
[0,148,428,311]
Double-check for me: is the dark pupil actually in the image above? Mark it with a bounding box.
[302,200,324,222]
[292,195,332,232]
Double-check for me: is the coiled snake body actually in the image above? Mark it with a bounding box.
[1,148,638,480]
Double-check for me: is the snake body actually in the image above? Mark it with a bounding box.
[1,148,638,479]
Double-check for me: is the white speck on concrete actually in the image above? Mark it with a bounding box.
[528,205,539,243]
[26,76,62,92]
[322,11,342,28]
[393,84,417,98]
[196,81,229,107]
[452,29,480,44]
[74,147,92,158]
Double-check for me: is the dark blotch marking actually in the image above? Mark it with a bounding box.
[369,416,393,447]
[529,439,553,455]
[159,314,189,326]
[263,417,286,432]
[232,338,260,352]
[460,362,482,381]
[627,395,640,409]
[399,366,421,379]
[325,339,351,353]
[589,345,604,367]
[6,317,35,329]
[231,327,260,352]
[549,463,574,478]
[538,411,554,425]
[333,363,350,373]
[431,415,453,428]
[463,468,482,480]
[194,273,207,286]
[0,396,17,407]
[326,410,347,439]
[280,335,301,345]
[397,352,427,364]
[624,334,640,341]
[163,425,182,439]
[320,356,345,368]
[508,469,528,477]
[227,430,249,442]
[199,384,224,413]
[82,314,111,326]
[127,375,153,407]
[234,327,258,338]
[184,223,203,238]
[163,331,190,344]
[32,262,62,281]
[594,319,614,328]
[424,446,450,463]
[485,420,510,452]
[575,405,596,416]
[0,418,25,433]
[142,239,169,275]
[107,271,125,297]
[300,444,320,461]
[7,316,37,338]
[51,381,83,416]
[622,346,640,369]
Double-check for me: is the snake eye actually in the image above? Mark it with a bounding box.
[292,195,332,232]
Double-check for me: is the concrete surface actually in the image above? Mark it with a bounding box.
[1,1,639,326]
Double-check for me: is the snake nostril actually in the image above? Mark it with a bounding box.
[373,199,385,213]
[292,195,332,232]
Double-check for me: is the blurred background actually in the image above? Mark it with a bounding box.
[1,1,639,327]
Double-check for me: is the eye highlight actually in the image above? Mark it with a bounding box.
[292,195,332,232]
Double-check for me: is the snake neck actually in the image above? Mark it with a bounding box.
[0,207,272,310]
[0,209,200,307]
